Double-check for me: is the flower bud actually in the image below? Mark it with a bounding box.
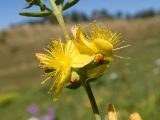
[70,71,80,84]
[108,104,117,120]
[130,113,142,120]
[94,53,105,63]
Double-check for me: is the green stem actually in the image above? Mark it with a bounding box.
[54,11,68,38]
[84,83,102,120]
[49,0,69,39]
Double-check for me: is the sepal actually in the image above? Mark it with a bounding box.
[66,81,81,89]
[86,64,109,83]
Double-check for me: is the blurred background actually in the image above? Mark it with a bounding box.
[0,0,160,120]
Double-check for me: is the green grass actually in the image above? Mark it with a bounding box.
[0,18,160,120]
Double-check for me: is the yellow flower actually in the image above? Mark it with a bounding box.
[71,23,130,61]
[107,104,142,120]
[36,40,93,101]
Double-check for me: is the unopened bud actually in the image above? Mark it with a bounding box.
[70,71,80,84]
[130,113,142,120]
[94,54,105,63]
[108,104,117,120]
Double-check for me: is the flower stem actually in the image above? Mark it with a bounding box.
[84,83,102,120]
[49,0,69,39]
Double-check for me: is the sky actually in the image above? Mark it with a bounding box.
[0,0,160,29]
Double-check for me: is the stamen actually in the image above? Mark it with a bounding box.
[114,40,125,47]
[113,44,131,51]
[41,77,51,84]
[44,48,57,58]
[41,71,56,84]
[59,39,64,53]
[114,55,130,59]
[48,69,60,93]
[112,40,121,46]
[110,33,117,42]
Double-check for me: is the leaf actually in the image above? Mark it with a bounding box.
[19,11,51,17]
[24,0,36,9]
[24,0,42,9]
[23,2,34,9]
[55,0,64,5]
[66,81,81,89]
[62,0,79,11]
[87,64,109,80]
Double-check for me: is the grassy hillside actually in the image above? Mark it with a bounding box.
[0,17,160,120]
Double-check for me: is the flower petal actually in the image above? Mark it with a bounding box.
[71,54,94,68]
[66,40,94,68]
[65,40,79,57]
[71,26,95,55]
[52,66,71,102]
[93,38,113,55]
[35,53,60,69]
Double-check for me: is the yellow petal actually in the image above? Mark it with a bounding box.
[71,25,86,44]
[108,104,117,120]
[65,40,79,57]
[53,66,71,102]
[72,26,95,55]
[66,40,94,68]
[93,38,113,54]
[71,54,94,68]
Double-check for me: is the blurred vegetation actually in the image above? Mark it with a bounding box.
[10,9,160,27]
[0,17,160,120]
[0,92,19,106]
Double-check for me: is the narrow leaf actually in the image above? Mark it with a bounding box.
[23,2,34,9]
[23,0,42,9]
[19,12,51,17]
[62,0,79,11]
[55,0,64,5]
